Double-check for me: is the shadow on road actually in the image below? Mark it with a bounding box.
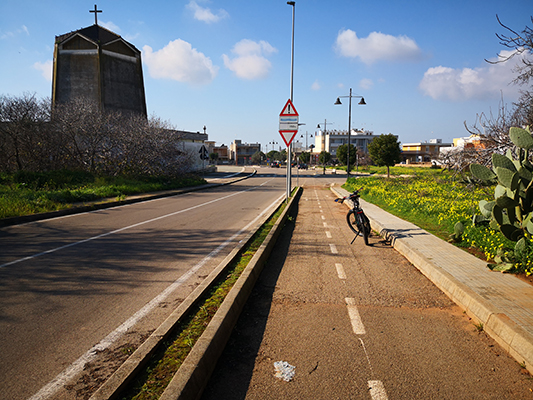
[200,196,299,400]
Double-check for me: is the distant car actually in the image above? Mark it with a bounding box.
[271,162,280,168]
[298,163,308,169]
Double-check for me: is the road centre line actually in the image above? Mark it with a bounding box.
[323,222,328,228]
[28,190,285,400]
[326,231,332,238]
[321,215,326,220]
[329,244,338,254]
[1,179,275,269]
[335,263,346,279]
[345,297,366,335]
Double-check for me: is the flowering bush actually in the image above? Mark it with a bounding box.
[344,171,533,274]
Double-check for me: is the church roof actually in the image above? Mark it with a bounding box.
[55,24,140,53]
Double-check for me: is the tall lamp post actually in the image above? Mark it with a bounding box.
[334,88,366,177]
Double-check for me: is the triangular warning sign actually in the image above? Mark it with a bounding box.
[279,131,298,147]
[280,99,298,117]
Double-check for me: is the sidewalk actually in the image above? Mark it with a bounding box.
[331,185,533,374]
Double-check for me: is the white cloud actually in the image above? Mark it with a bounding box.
[186,0,229,24]
[335,29,422,65]
[419,50,525,101]
[223,39,277,80]
[33,60,52,82]
[359,78,374,90]
[311,80,321,90]
[1,25,29,40]
[143,39,218,85]
[100,21,120,33]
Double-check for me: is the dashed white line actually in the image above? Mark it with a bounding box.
[335,263,346,279]
[329,244,338,254]
[345,297,366,334]
[326,231,332,238]
[321,215,326,220]
[323,222,328,228]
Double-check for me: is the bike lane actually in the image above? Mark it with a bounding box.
[202,184,533,399]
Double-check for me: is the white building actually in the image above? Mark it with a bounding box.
[313,129,381,159]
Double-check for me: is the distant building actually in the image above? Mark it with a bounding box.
[312,129,382,163]
[230,140,261,165]
[401,139,453,163]
[52,23,147,116]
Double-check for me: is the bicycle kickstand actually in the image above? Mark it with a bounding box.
[350,234,358,244]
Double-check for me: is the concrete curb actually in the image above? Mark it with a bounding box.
[90,188,300,400]
[0,170,256,228]
[330,185,533,374]
[160,188,301,400]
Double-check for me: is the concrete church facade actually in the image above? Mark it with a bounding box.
[52,23,147,117]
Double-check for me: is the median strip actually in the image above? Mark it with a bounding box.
[91,188,301,400]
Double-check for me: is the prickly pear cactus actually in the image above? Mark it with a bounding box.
[448,221,465,243]
[470,126,533,270]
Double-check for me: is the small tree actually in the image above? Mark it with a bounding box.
[299,151,310,164]
[209,152,219,164]
[368,134,401,178]
[251,150,264,165]
[336,143,357,170]
[319,150,331,175]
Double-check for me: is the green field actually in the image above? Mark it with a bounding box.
[343,166,533,274]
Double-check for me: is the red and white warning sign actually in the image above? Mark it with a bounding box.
[279,99,299,147]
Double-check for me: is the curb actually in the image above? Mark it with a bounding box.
[90,188,301,400]
[0,170,256,228]
[330,185,533,375]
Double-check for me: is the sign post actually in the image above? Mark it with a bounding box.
[279,99,299,202]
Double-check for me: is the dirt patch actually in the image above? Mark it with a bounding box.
[61,331,152,400]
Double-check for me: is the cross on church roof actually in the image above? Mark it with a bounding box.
[90,4,102,25]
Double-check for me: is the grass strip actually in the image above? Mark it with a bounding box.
[121,200,288,400]
[0,170,206,219]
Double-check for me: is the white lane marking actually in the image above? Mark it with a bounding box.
[28,192,284,400]
[335,263,346,279]
[321,215,325,220]
[326,231,332,238]
[345,298,366,334]
[329,244,338,254]
[1,180,275,269]
[323,222,328,228]
[368,380,388,400]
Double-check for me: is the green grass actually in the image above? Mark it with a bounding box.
[0,170,206,219]
[343,168,533,273]
[122,197,289,400]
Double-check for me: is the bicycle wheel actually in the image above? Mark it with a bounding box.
[346,210,359,235]
[359,212,370,246]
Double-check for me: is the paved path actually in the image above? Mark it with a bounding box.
[330,186,533,374]
[202,183,533,399]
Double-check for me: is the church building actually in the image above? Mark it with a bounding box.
[52,7,147,117]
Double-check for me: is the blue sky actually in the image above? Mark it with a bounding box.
[1,0,531,150]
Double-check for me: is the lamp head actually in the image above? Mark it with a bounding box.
[287,1,295,5]
[334,98,342,105]
[358,97,366,105]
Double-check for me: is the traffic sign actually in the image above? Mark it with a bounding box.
[199,145,209,160]
[279,99,299,147]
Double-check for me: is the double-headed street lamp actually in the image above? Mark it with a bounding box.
[334,88,366,177]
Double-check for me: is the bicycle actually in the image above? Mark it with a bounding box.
[335,188,371,245]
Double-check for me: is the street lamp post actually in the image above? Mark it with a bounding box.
[334,88,366,177]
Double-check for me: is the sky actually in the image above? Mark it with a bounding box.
[1,0,532,151]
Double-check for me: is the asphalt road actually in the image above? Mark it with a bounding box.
[0,167,298,400]
[203,176,533,399]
